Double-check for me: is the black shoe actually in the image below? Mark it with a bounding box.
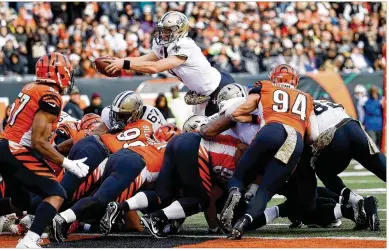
[49,214,69,243]
[228,215,251,240]
[100,202,122,235]
[289,220,303,228]
[364,196,380,231]
[140,214,167,238]
[220,188,241,230]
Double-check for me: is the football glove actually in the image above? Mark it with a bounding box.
[62,157,89,178]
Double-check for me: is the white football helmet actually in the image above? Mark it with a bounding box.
[182,115,210,132]
[217,83,248,112]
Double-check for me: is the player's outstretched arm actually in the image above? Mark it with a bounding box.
[31,110,66,165]
[200,115,236,139]
[228,94,260,123]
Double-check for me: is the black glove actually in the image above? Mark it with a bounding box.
[108,121,126,134]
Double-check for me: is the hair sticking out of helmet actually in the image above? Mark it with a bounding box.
[154,124,181,142]
[109,91,144,126]
[269,64,299,88]
[217,83,248,111]
[182,115,210,133]
[35,52,74,95]
[155,11,189,46]
[80,113,102,130]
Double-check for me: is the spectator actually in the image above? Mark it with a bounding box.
[353,84,368,122]
[1,106,10,132]
[8,53,27,75]
[363,85,383,147]
[350,46,372,72]
[155,94,175,120]
[0,51,8,75]
[84,92,103,116]
[63,86,84,119]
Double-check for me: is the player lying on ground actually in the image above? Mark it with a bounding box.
[0,52,90,248]
[101,118,246,238]
[50,124,180,242]
[103,11,235,116]
[220,64,319,239]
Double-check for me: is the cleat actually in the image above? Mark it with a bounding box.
[19,215,35,233]
[308,219,342,228]
[289,220,303,228]
[16,236,42,248]
[100,202,121,235]
[352,199,367,225]
[49,214,69,243]
[0,214,18,234]
[163,219,185,235]
[140,214,167,238]
[364,196,380,231]
[220,188,241,230]
[228,215,250,240]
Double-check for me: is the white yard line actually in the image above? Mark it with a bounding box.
[75,233,386,241]
[338,172,375,177]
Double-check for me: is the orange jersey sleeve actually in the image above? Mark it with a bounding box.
[251,82,314,137]
[100,120,155,153]
[0,83,62,146]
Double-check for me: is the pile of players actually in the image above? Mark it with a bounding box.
[0,52,385,248]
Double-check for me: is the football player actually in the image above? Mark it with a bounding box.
[220,64,319,239]
[311,100,385,230]
[106,116,246,238]
[103,11,235,116]
[0,53,89,248]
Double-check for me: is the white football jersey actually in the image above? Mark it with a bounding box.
[101,105,167,132]
[229,122,262,146]
[152,37,221,96]
[313,100,350,134]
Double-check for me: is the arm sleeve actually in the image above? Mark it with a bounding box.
[308,111,320,142]
[38,93,62,116]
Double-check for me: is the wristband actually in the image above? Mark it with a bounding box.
[123,60,131,70]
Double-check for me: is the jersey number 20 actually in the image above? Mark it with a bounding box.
[272,90,307,120]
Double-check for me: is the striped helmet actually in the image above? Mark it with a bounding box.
[217,83,248,112]
[269,64,299,88]
[182,115,210,133]
[35,52,74,95]
[109,91,143,126]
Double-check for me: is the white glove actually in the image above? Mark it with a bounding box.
[244,183,259,204]
[222,97,247,119]
[62,157,89,178]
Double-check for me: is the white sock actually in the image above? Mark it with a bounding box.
[264,206,279,224]
[334,203,342,219]
[127,192,148,210]
[24,230,40,241]
[162,201,186,220]
[60,209,77,223]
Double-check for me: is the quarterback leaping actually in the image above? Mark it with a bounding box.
[104,11,235,116]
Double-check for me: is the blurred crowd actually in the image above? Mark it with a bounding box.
[0,2,386,77]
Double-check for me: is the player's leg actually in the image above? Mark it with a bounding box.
[205,72,235,116]
[317,187,343,204]
[221,123,294,230]
[60,136,109,205]
[100,134,184,235]
[52,149,145,241]
[232,127,304,239]
[141,133,205,238]
[0,140,67,247]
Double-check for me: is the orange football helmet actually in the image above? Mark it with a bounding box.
[35,52,74,94]
[79,113,102,130]
[154,124,181,142]
[269,64,299,87]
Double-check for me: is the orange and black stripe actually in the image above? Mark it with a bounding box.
[14,152,56,180]
[197,148,212,196]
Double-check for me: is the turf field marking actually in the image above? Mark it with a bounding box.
[338,172,374,177]
[75,233,386,241]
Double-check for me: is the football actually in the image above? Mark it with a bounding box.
[94,56,121,77]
